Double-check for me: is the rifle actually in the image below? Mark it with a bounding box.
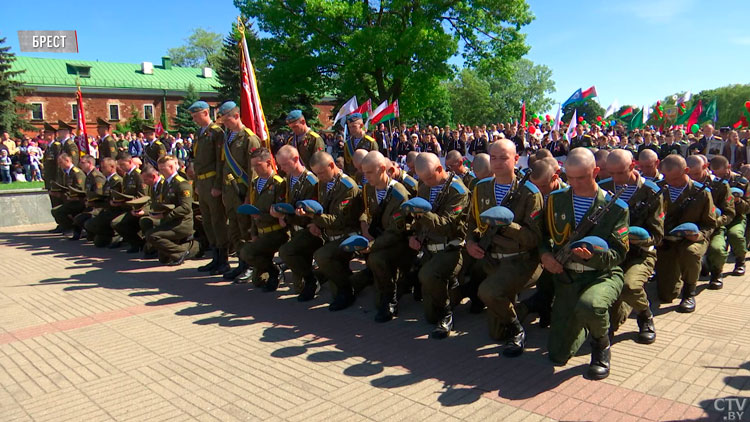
[554,187,626,283]
[663,178,715,234]
[628,183,667,225]
[478,171,531,252]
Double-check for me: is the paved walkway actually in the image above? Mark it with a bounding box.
[0,224,748,421]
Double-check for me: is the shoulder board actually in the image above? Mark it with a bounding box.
[605,192,629,210]
[597,177,613,186]
[392,185,407,202]
[642,179,659,193]
[550,186,570,196]
[523,180,539,194]
[52,141,60,145]
[364,135,375,142]
[154,140,162,145]
[134,168,141,174]
[175,175,187,183]
[340,176,355,189]
[308,130,321,138]
[243,127,256,137]
[209,123,221,130]
[476,176,494,185]
[468,171,476,177]
[693,181,704,188]
[305,172,318,185]
[402,174,417,188]
[273,174,284,184]
[113,175,122,182]
[450,178,468,195]
[72,167,81,173]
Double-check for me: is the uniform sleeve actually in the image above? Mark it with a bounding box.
[93,174,106,196]
[212,129,225,191]
[697,191,718,242]
[715,185,736,227]
[168,181,193,221]
[466,186,482,242]
[639,193,664,248]
[500,190,543,250]
[415,188,469,238]
[577,207,629,270]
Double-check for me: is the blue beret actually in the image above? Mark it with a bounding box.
[670,223,699,237]
[715,207,722,216]
[479,206,515,227]
[401,197,432,214]
[570,236,609,253]
[273,202,296,215]
[237,204,260,215]
[730,187,744,196]
[188,101,210,112]
[296,199,324,215]
[347,113,363,122]
[628,226,651,241]
[286,110,303,123]
[339,235,370,252]
[217,101,237,117]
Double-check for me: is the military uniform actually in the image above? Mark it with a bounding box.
[50,166,86,230]
[703,175,735,283]
[726,173,750,270]
[43,136,64,207]
[413,175,469,325]
[98,134,118,160]
[110,168,147,249]
[144,173,195,262]
[343,135,378,175]
[144,139,167,167]
[61,137,80,166]
[469,176,544,341]
[394,169,418,197]
[570,134,594,150]
[599,176,664,337]
[132,176,165,252]
[278,170,321,293]
[239,173,288,287]
[310,173,363,307]
[193,122,228,250]
[286,130,325,169]
[656,180,716,303]
[84,173,124,247]
[541,186,629,365]
[70,168,107,237]
[221,127,261,255]
[458,170,476,192]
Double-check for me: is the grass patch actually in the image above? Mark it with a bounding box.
[0,181,45,191]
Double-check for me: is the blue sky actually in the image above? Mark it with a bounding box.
[2,0,749,114]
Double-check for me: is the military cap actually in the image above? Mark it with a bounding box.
[570,236,609,253]
[628,226,651,241]
[57,120,75,131]
[151,203,175,214]
[111,190,135,203]
[715,207,722,216]
[50,181,69,192]
[273,202,296,215]
[339,235,370,252]
[400,197,432,214]
[479,206,515,227]
[43,121,57,133]
[187,101,210,113]
[96,117,111,127]
[285,110,304,123]
[237,204,261,215]
[125,195,151,210]
[296,199,324,215]
[217,101,237,117]
[142,124,156,133]
[347,113,363,122]
[730,187,744,197]
[670,223,699,237]
[67,186,86,196]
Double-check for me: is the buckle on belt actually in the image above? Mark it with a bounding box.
[490,251,522,260]
[565,262,596,273]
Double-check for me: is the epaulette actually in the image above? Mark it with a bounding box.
[175,175,187,183]
[450,177,468,195]
[468,171,476,178]
[693,181,711,192]
[605,192,629,210]
[134,168,142,174]
[402,174,417,188]
[364,135,375,142]
[209,123,221,130]
[308,130,321,139]
[597,177,613,186]
[523,180,540,194]
[243,127,256,137]
[340,175,355,189]
[273,174,284,184]
[72,167,81,173]
[550,186,570,195]
[642,179,660,193]
[306,172,318,185]
[154,140,162,145]
[392,185,407,202]
[476,176,494,185]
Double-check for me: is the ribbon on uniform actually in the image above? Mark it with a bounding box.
[223,138,249,186]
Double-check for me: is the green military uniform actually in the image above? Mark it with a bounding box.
[84,173,124,247]
[98,134,117,160]
[43,139,64,208]
[221,127,261,254]
[469,176,544,341]
[310,173,363,305]
[286,130,325,169]
[110,168,147,249]
[71,168,107,235]
[414,174,469,325]
[193,122,228,249]
[343,135,378,175]
[144,173,195,262]
[50,166,86,230]
[656,180,716,302]
[703,175,735,280]
[239,173,288,287]
[361,179,413,314]
[599,176,664,335]
[727,173,749,267]
[394,169,418,197]
[61,137,80,166]
[133,176,165,251]
[144,139,167,167]
[570,134,594,150]
[278,169,321,293]
[459,170,476,193]
[541,186,629,364]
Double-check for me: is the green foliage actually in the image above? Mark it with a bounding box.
[174,84,200,135]
[692,85,750,128]
[236,0,534,122]
[168,28,223,68]
[562,101,605,124]
[117,105,153,134]
[0,37,34,136]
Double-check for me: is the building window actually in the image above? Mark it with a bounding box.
[71,104,79,121]
[144,104,154,120]
[109,104,120,121]
[30,103,43,120]
[209,106,216,120]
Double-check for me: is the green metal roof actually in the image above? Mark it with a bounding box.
[10,56,218,92]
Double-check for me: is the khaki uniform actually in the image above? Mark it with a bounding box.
[727,174,749,262]
[704,176,736,275]
[98,134,118,160]
[599,176,664,332]
[221,127,261,253]
[286,130,325,169]
[469,176,544,341]
[239,173,288,286]
[71,169,107,235]
[656,180,716,302]
[144,139,167,167]
[540,186,629,364]
[343,135,378,175]
[110,168,147,247]
[144,174,194,261]
[84,174,124,246]
[61,138,80,166]
[50,166,86,230]
[394,169,418,197]
[43,140,62,193]
[193,123,228,249]
[132,177,165,249]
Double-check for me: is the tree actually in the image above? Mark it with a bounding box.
[692,84,750,128]
[0,37,33,136]
[562,101,606,125]
[237,0,534,121]
[168,28,223,68]
[117,106,152,134]
[174,84,200,135]
[447,69,493,126]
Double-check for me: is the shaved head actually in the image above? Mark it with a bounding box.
[472,153,491,179]
[415,152,441,174]
[607,149,633,168]
[638,149,658,164]
[686,155,704,170]
[361,150,386,168]
[309,151,334,168]
[277,145,300,161]
[353,149,368,166]
[660,154,686,172]
[565,147,596,171]
[489,138,516,156]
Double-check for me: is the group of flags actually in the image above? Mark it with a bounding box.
[333,96,400,128]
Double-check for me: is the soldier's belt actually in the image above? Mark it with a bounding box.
[258,224,284,234]
[564,262,597,273]
[490,251,525,260]
[197,171,217,180]
[328,232,358,241]
[426,240,465,253]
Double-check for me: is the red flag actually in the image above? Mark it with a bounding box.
[155,121,164,137]
[75,87,89,154]
[350,99,372,121]
[238,20,269,144]
[370,100,399,125]
[520,102,526,129]
[686,100,703,129]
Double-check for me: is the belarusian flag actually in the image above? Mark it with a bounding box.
[676,101,701,126]
[686,100,703,129]
[238,19,269,143]
[75,87,89,154]
[618,106,634,119]
[581,86,597,101]
[350,99,372,122]
[370,100,399,125]
[366,100,388,128]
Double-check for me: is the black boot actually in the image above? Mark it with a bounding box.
[374,301,397,323]
[677,286,696,313]
[262,268,280,292]
[329,287,355,311]
[298,274,319,302]
[587,335,611,380]
[223,260,245,280]
[708,271,723,290]
[108,237,123,249]
[430,313,453,339]
[211,248,231,275]
[733,262,746,276]
[502,318,526,358]
[636,309,656,344]
[69,228,82,241]
[48,225,63,233]
[197,247,217,272]
[232,261,252,284]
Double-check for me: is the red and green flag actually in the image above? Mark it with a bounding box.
[618,106,634,119]
[698,98,717,124]
[733,101,750,129]
[350,99,372,122]
[675,100,702,126]
[370,100,399,124]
